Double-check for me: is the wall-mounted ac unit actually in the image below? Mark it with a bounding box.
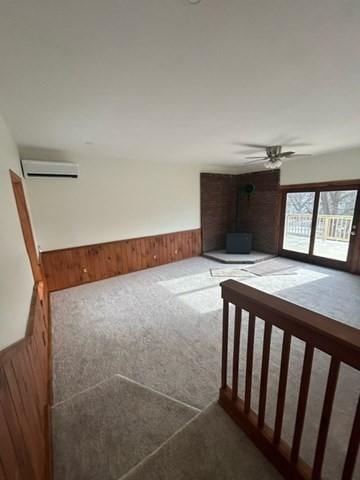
[21,159,79,178]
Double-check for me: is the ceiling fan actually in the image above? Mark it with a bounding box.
[236,144,312,169]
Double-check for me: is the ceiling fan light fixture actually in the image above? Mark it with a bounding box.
[264,158,282,169]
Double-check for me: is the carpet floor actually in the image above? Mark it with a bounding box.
[51,256,360,479]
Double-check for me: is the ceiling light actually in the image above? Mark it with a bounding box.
[264,159,282,169]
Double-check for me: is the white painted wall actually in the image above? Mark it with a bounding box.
[280,147,360,185]
[23,145,360,253]
[0,117,34,350]
[25,154,201,251]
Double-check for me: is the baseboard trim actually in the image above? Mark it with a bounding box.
[41,228,202,291]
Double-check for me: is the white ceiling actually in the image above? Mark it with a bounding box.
[1,0,360,167]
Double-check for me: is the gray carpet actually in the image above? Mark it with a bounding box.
[51,258,225,408]
[210,258,297,277]
[122,402,281,480]
[243,257,298,275]
[51,256,360,479]
[52,374,199,480]
[210,268,256,278]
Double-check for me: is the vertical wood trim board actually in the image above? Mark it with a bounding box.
[9,170,42,282]
[0,282,51,480]
[41,228,202,291]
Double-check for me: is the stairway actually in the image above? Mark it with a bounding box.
[122,401,281,480]
[52,374,280,480]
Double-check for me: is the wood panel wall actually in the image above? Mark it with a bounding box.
[0,282,51,480]
[41,228,202,291]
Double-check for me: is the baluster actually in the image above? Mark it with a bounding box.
[273,331,291,445]
[344,217,347,240]
[291,344,314,464]
[221,300,229,390]
[245,313,256,414]
[342,396,360,480]
[232,306,242,401]
[347,217,351,240]
[312,357,340,479]
[258,322,272,429]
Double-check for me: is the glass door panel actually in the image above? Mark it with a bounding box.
[282,192,315,254]
[313,190,358,261]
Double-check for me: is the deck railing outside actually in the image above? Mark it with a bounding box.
[219,280,360,480]
[285,214,353,242]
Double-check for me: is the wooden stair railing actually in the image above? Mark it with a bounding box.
[218,279,360,480]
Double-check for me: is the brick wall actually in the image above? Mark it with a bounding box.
[201,170,281,254]
[236,170,281,254]
[200,173,238,251]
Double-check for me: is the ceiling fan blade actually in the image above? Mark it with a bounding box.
[279,154,312,163]
[278,137,312,147]
[245,156,268,160]
[285,154,312,159]
[289,153,312,157]
[233,149,263,155]
[278,151,295,157]
[233,142,268,149]
[244,158,267,164]
[284,142,311,147]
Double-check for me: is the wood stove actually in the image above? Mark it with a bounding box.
[226,233,252,254]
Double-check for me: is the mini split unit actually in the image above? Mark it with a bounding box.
[21,159,79,178]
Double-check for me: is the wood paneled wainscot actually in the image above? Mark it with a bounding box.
[41,228,202,291]
[0,282,51,480]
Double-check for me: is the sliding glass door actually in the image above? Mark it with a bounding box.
[283,192,316,254]
[313,190,358,262]
[280,184,360,270]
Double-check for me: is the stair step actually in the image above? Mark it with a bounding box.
[52,374,199,480]
[121,402,281,480]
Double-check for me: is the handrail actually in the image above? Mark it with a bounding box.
[221,280,360,369]
[218,280,360,480]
